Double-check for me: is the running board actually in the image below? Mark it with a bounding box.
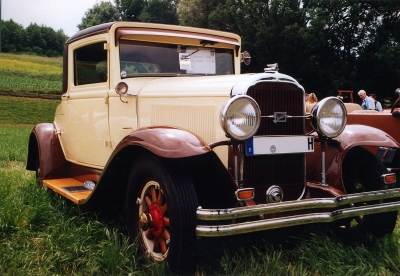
[42,177,96,204]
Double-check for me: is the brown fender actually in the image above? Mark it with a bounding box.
[26,123,67,181]
[113,126,211,158]
[306,124,400,192]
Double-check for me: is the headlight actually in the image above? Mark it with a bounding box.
[310,97,347,138]
[220,95,261,140]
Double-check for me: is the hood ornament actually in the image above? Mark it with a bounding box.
[264,63,279,72]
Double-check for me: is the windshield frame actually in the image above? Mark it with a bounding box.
[119,39,236,78]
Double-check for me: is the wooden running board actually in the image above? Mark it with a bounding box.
[42,178,93,204]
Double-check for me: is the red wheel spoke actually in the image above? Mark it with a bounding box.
[157,189,163,205]
[162,228,170,242]
[145,230,153,239]
[160,237,168,254]
[161,203,167,214]
[153,237,160,253]
[145,196,152,209]
[151,187,157,203]
[164,217,170,227]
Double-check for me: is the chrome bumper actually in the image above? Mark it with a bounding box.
[196,188,400,237]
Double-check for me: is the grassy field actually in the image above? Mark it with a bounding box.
[0,96,399,274]
[0,53,62,95]
[0,96,59,125]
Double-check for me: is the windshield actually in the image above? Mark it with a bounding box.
[119,40,234,77]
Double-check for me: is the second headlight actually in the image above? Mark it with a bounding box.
[310,96,347,138]
[220,95,261,140]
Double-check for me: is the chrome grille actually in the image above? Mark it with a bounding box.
[244,81,306,202]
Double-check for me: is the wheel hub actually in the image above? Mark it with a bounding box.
[140,203,164,237]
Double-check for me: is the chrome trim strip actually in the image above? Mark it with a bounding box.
[197,188,400,221]
[196,201,400,237]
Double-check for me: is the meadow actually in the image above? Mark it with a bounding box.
[0,53,62,95]
[0,53,399,275]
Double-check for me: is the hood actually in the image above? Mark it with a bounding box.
[121,71,303,98]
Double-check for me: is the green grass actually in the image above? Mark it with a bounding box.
[0,162,146,275]
[0,53,62,94]
[0,97,59,125]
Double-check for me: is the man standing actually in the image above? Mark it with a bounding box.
[369,94,382,112]
[358,90,375,110]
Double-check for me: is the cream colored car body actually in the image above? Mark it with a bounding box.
[54,22,243,169]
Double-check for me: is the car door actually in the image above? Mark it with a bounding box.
[58,39,112,168]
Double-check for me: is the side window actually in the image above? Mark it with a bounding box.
[74,42,107,86]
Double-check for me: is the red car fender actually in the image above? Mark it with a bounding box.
[307,124,399,192]
[112,126,212,158]
[26,123,67,181]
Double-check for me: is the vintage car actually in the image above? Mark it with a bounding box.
[26,22,400,272]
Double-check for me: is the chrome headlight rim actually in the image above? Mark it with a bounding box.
[310,96,347,138]
[220,95,261,141]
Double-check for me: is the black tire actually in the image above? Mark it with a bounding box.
[339,147,398,237]
[125,153,198,273]
[35,153,42,186]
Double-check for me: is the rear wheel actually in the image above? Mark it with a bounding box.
[125,153,198,272]
[339,147,398,237]
[35,153,42,186]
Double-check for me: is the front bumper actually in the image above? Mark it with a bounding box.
[196,188,400,237]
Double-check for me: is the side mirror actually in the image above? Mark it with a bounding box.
[240,51,251,65]
[115,82,129,103]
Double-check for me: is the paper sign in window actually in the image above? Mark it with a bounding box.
[179,49,216,74]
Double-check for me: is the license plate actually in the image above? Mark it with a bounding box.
[246,135,314,155]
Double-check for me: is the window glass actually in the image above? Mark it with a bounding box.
[119,40,234,77]
[74,42,107,85]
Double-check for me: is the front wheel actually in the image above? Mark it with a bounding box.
[125,153,198,273]
[338,147,398,237]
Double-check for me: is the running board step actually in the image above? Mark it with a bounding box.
[42,178,95,204]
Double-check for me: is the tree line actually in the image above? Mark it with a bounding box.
[1,19,68,57]
[3,0,400,100]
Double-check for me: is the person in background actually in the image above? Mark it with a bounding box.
[369,94,382,112]
[306,93,318,104]
[358,90,375,110]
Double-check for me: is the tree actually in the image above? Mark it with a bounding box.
[115,0,145,21]
[177,0,400,100]
[115,0,178,24]
[306,0,400,99]
[1,19,27,53]
[78,1,121,30]
[1,19,67,56]
[178,0,218,28]
[26,24,47,55]
[138,0,178,24]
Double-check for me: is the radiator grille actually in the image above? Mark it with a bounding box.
[244,82,306,202]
